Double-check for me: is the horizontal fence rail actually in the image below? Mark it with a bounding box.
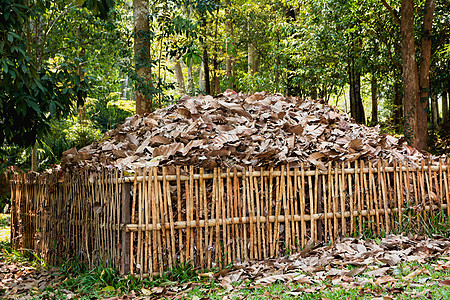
[10,160,450,276]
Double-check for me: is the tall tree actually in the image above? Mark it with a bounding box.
[134,0,153,114]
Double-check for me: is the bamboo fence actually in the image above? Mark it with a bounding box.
[10,160,450,276]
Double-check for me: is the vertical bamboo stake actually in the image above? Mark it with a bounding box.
[137,169,143,277]
[426,161,434,219]
[333,165,339,237]
[385,161,395,230]
[143,168,149,275]
[244,168,253,259]
[420,162,427,221]
[371,162,381,233]
[322,168,328,243]
[233,169,241,263]
[327,164,333,242]
[394,162,403,230]
[439,161,443,209]
[164,168,176,268]
[226,169,234,264]
[446,161,450,216]
[273,173,282,257]
[199,168,205,270]
[195,173,200,267]
[252,167,262,260]
[219,168,227,264]
[313,168,319,242]
[157,169,168,269]
[185,167,191,263]
[176,166,183,264]
[287,165,296,251]
[282,165,291,250]
[213,168,221,263]
[129,171,137,275]
[208,169,216,268]
[269,167,275,256]
[398,163,405,223]
[223,169,231,265]
[260,167,268,257]
[247,167,256,259]
[412,167,419,224]
[145,169,153,278]
[300,164,307,247]
[293,168,300,248]
[189,166,195,265]
[152,168,163,274]
[363,161,376,235]
[346,162,354,235]
[377,162,387,234]
[307,170,315,242]
[354,161,362,234]
[405,164,411,216]
[362,161,373,233]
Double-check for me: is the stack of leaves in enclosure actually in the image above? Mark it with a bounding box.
[61,90,435,171]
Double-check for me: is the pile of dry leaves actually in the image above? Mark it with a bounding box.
[61,91,434,171]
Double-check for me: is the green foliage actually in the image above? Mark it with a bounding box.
[0,0,75,147]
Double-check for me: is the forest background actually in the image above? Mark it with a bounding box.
[0,0,449,210]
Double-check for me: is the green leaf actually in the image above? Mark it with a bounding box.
[25,99,41,114]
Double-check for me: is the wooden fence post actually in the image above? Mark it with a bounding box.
[121,182,131,275]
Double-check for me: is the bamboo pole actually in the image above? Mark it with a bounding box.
[300,164,307,247]
[282,166,291,249]
[252,167,262,260]
[273,173,281,257]
[260,167,268,257]
[347,162,354,235]
[307,170,315,242]
[248,166,256,260]
[233,168,241,263]
[153,167,163,274]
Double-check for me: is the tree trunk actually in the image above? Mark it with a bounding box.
[400,0,420,147]
[393,79,403,130]
[442,91,449,124]
[431,94,439,130]
[348,56,365,124]
[31,142,37,171]
[174,58,186,95]
[416,0,435,150]
[248,43,256,75]
[371,74,378,125]
[201,15,210,95]
[134,0,152,114]
[187,57,193,95]
[199,61,205,93]
[225,18,233,89]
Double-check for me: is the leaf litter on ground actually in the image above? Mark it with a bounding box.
[2,235,450,299]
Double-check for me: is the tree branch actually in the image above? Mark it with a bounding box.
[380,0,401,26]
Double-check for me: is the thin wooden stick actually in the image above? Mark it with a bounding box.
[176,166,183,264]
[347,162,354,235]
[200,168,206,270]
[252,167,262,260]
[300,164,307,247]
[189,166,195,265]
[282,166,291,249]
[307,170,315,241]
[164,167,176,268]
[260,167,268,257]
[153,168,163,274]
[233,169,241,263]
[269,167,275,255]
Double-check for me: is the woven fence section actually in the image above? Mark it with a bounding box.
[10,161,450,276]
[10,170,123,267]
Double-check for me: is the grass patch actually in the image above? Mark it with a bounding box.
[0,213,10,243]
